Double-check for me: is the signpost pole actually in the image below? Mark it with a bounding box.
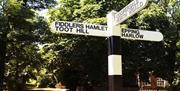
[107,11,123,91]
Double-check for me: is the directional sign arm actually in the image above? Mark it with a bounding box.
[114,0,148,25]
[120,28,163,42]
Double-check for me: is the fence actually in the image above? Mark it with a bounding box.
[124,87,179,91]
[90,87,179,91]
[76,87,176,91]
[25,88,69,91]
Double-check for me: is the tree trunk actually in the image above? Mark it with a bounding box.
[0,34,7,90]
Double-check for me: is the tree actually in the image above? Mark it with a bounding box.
[0,0,56,90]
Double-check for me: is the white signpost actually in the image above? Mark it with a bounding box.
[114,0,148,25]
[50,0,164,91]
[121,28,163,41]
[51,21,108,37]
[107,0,149,91]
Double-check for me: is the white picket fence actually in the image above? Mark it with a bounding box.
[25,88,69,91]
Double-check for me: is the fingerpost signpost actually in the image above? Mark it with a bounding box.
[107,0,148,91]
[50,0,163,91]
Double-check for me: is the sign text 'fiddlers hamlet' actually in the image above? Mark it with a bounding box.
[51,21,108,37]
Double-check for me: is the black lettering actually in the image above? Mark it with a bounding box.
[55,22,59,27]
[79,24,84,28]
[69,22,74,28]
[136,30,140,35]
[58,27,64,31]
[122,33,126,37]
[69,28,73,32]
[76,28,82,33]
[76,28,88,34]
[64,27,69,32]
[86,25,95,30]
[104,27,108,31]
[126,29,130,33]
[75,23,84,28]
[122,29,125,33]
[56,27,59,31]
[139,34,144,38]
[90,25,93,29]
[129,33,135,38]
[93,25,99,30]
[59,22,65,26]
[65,22,70,27]
[85,25,90,29]
[131,30,139,34]
[85,29,89,34]
[125,33,129,37]
[100,26,106,31]
[56,26,73,32]
[135,34,139,38]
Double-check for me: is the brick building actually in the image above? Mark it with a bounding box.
[138,72,169,90]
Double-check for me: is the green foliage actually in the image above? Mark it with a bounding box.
[48,6,72,21]
[137,3,169,30]
[74,4,101,21]
[0,0,57,90]
[176,8,180,23]
[1,0,180,90]
[80,0,96,6]
[84,17,106,24]
[47,0,180,89]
